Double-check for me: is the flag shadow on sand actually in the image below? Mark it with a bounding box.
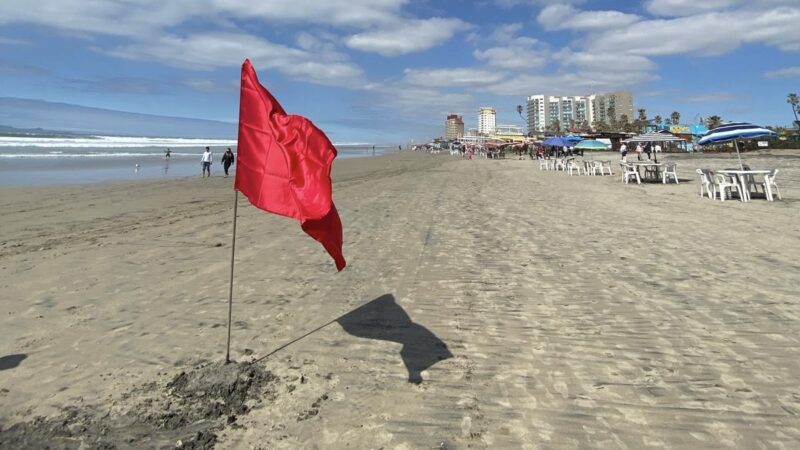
[336,294,452,384]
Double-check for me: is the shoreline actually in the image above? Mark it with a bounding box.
[0,145,402,188]
[2,150,799,448]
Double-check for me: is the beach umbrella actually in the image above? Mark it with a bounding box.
[542,136,570,147]
[697,122,777,170]
[574,139,609,150]
[623,131,685,163]
[563,135,583,145]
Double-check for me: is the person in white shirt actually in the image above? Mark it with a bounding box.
[201,147,213,177]
[635,143,643,161]
[619,143,628,162]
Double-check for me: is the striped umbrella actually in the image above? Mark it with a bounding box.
[623,131,685,143]
[698,122,777,169]
[623,131,685,162]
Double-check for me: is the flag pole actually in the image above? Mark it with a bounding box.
[225,189,239,364]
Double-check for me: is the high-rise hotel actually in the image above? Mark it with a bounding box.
[526,92,633,133]
[478,107,496,136]
[445,114,465,140]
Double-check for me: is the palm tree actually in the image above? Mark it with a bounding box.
[706,115,723,129]
[592,120,608,132]
[787,93,799,128]
[619,114,631,132]
[670,111,681,125]
[654,115,663,128]
[606,106,616,130]
[636,108,647,133]
[516,104,527,134]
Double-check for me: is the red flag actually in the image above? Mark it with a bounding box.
[235,59,346,271]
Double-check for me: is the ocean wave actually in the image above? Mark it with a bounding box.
[0,135,238,148]
[0,152,198,158]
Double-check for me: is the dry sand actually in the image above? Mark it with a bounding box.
[1,150,799,449]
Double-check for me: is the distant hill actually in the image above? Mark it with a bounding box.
[0,124,81,138]
[0,97,236,139]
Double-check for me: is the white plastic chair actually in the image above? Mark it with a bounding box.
[696,169,714,199]
[758,169,782,201]
[644,164,660,181]
[621,163,641,184]
[567,159,582,176]
[661,162,678,184]
[555,158,566,171]
[539,158,549,170]
[583,160,593,175]
[601,160,613,176]
[589,160,603,176]
[713,172,739,202]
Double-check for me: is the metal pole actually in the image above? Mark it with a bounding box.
[225,190,239,363]
[734,139,744,170]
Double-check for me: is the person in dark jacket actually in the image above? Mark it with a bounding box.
[221,148,235,178]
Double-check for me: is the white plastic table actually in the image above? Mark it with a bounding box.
[628,161,662,181]
[717,169,771,202]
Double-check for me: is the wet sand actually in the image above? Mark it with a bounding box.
[1,150,799,448]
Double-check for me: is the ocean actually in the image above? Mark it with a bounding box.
[0,135,397,187]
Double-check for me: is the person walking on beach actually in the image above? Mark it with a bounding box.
[619,142,628,162]
[201,147,213,177]
[221,147,235,178]
[164,148,171,159]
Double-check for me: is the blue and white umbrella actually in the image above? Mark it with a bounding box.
[698,122,777,169]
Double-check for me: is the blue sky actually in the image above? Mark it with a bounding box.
[0,0,798,143]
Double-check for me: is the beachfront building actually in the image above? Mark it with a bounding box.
[478,107,496,136]
[526,92,633,133]
[445,114,465,140]
[591,91,634,126]
[493,124,525,141]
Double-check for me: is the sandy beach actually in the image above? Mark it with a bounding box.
[2,150,799,449]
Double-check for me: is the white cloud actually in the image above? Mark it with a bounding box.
[471,23,550,69]
[495,0,586,8]
[473,37,549,69]
[0,0,410,36]
[556,50,656,72]
[345,18,470,56]
[0,36,30,46]
[644,0,742,17]
[107,32,364,87]
[211,0,407,27]
[645,0,798,17]
[765,66,800,78]
[537,5,640,31]
[181,78,239,93]
[683,92,739,102]
[480,68,656,97]
[586,7,800,56]
[403,68,506,88]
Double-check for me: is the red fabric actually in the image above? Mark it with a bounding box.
[235,59,346,271]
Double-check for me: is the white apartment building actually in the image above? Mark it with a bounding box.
[478,107,496,136]
[526,92,633,133]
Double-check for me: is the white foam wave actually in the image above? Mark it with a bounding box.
[0,135,238,148]
[0,152,198,158]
